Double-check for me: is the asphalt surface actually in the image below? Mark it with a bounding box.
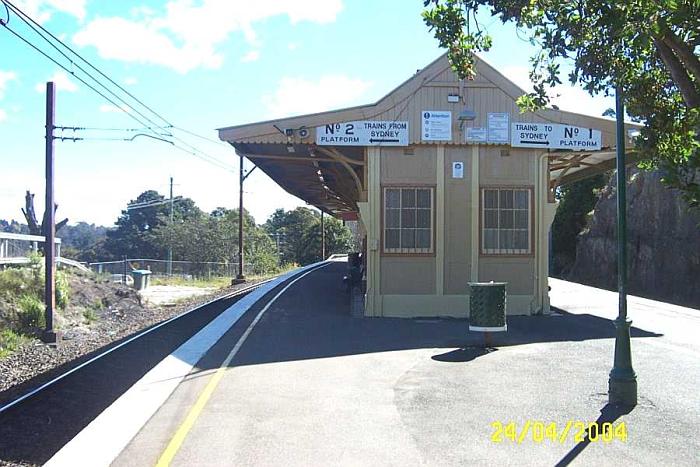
[109,264,699,466]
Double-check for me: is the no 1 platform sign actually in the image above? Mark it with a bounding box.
[511,123,601,150]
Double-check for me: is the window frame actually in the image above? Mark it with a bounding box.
[381,185,436,256]
[480,186,534,256]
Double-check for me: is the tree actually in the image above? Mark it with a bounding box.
[264,207,320,265]
[104,190,200,259]
[298,216,354,265]
[264,207,354,265]
[154,207,279,275]
[21,190,68,251]
[423,0,700,207]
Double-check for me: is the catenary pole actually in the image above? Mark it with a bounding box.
[608,86,637,406]
[42,81,58,344]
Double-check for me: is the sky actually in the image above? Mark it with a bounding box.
[0,0,615,227]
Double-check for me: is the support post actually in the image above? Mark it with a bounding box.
[42,82,59,344]
[320,210,325,260]
[122,255,128,285]
[608,86,637,406]
[167,176,174,276]
[233,152,246,284]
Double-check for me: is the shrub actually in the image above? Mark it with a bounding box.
[56,271,70,309]
[18,294,45,329]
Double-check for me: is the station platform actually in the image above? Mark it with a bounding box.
[51,261,699,466]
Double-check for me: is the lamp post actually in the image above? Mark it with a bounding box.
[608,86,637,406]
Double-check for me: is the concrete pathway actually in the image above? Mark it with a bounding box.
[115,265,699,466]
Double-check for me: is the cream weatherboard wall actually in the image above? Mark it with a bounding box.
[366,140,552,318]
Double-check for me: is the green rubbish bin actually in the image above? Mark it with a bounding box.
[468,282,507,332]
[131,270,152,291]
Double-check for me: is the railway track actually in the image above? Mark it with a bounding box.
[0,279,271,466]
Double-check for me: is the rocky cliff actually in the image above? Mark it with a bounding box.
[568,169,700,308]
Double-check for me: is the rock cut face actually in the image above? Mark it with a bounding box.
[569,169,700,308]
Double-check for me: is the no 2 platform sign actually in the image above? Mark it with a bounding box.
[511,123,601,150]
[316,120,409,146]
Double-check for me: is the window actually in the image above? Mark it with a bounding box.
[482,188,531,255]
[383,187,434,254]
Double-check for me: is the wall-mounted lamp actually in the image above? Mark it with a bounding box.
[458,108,477,121]
[458,108,477,132]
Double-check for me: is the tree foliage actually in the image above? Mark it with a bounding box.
[264,207,354,265]
[423,0,700,207]
[154,207,279,275]
[104,190,200,259]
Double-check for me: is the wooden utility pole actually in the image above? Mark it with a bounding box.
[42,81,58,344]
[167,176,173,276]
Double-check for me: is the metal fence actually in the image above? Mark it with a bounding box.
[88,258,252,279]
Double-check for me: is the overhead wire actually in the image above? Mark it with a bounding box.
[171,126,229,147]
[2,0,173,130]
[1,24,170,137]
[0,0,239,173]
[2,0,172,138]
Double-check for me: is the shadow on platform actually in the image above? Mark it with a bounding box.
[195,262,662,373]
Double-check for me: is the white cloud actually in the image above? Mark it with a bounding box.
[0,71,18,99]
[35,71,78,93]
[0,109,7,122]
[72,0,344,73]
[124,76,138,86]
[501,65,614,118]
[241,50,260,63]
[13,0,86,23]
[287,42,299,51]
[263,74,372,119]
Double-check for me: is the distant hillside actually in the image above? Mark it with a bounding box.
[568,170,700,308]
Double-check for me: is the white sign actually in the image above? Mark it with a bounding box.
[511,123,602,150]
[465,127,488,143]
[487,113,510,143]
[452,161,464,179]
[421,110,452,141]
[316,121,408,146]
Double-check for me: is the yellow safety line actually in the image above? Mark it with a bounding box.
[155,263,330,466]
[155,368,227,466]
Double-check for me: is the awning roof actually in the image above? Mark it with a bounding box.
[219,54,641,214]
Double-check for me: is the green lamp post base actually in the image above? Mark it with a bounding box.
[608,317,637,406]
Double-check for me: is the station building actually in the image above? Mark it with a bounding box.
[218,54,637,318]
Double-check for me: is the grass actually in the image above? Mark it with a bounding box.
[0,329,28,359]
[82,307,98,323]
[150,264,300,289]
